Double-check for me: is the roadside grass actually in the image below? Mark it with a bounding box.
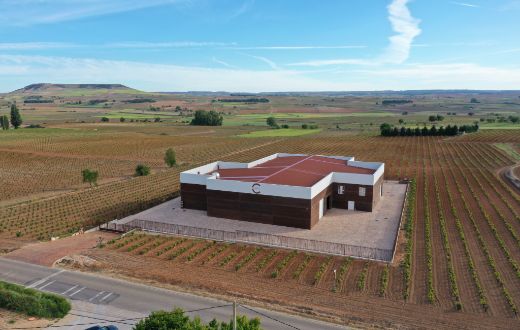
[0,281,70,319]
[237,128,321,138]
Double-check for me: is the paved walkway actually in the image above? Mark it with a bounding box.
[117,181,406,251]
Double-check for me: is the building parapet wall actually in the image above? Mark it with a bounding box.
[206,176,312,199]
[180,153,385,200]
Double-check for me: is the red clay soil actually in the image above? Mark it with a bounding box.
[4,232,117,266]
[80,248,519,330]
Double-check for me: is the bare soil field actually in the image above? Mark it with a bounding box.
[72,233,519,329]
[4,231,117,266]
[0,309,54,329]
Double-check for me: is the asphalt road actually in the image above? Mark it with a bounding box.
[0,258,347,330]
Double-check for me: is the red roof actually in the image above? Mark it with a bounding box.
[215,155,375,187]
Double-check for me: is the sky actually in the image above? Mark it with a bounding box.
[0,0,519,92]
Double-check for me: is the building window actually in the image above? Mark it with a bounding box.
[359,187,366,197]
[338,185,345,195]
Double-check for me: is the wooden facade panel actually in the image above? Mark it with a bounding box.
[273,216,309,229]
[205,189,312,229]
[183,176,382,229]
[332,182,375,212]
[181,183,207,210]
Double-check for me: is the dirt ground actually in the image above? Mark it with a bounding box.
[0,309,54,329]
[77,247,519,330]
[4,231,117,266]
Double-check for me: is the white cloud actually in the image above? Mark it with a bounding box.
[212,57,239,69]
[346,63,520,89]
[0,55,350,92]
[290,0,421,67]
[229,45,367,50]
[0,0,185,26]
[104,41,238,49]
[0,42,77,50]
[247,55,280,70]
[379,0,422,64]
[228,0,255,19]
[450,2,480,8]
[1,55,519,92]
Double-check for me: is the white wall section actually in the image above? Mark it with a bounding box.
[180,153,385,200]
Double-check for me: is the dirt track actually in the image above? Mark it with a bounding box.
[4,232,117,266]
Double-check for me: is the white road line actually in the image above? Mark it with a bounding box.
[61,285,78,295]
[27,270,65,289]
[88,291,105,302]
[68,287,85,297]
[99,292,113,302]
[37,280,55,290]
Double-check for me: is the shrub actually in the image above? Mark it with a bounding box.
[0,281,70,318]
[135,164,150,176]
[271,251,297,278]
[164,148,176,168]
[134,308,261,330]
[82,169,99,187]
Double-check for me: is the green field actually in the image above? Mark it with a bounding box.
[237,128,321,138]
[479,122,520,129]
[494,143,520,160]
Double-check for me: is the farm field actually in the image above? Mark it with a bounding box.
[2,129,520,327]
[1,87,520,328]
[237,128,321,138]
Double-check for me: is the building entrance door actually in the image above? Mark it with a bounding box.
[319,198,324,218]
[347,201,355,210]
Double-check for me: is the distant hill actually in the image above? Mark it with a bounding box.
[9,83,141,95]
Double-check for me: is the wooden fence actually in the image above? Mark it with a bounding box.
[118,218,395,262]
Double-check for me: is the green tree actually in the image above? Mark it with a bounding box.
[120,117,126,122]
[0,115,9,130]
[133,308,261,330]
[164,148,176,167]
[10,104,22,129]
[190,110,223,126]
[135,164,151,176]
[81,169,99,187]
[101,117,109,122]
[266,116,278,128]
[134,309,205,330]
[509,115,519,124]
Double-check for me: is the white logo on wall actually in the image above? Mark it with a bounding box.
[252,183,261,194]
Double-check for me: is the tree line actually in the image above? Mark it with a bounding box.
[0,104,23,130]
[381,99,413,106]
[380,123,479,137]
[191,110,223,126]
[217,98,269,103]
